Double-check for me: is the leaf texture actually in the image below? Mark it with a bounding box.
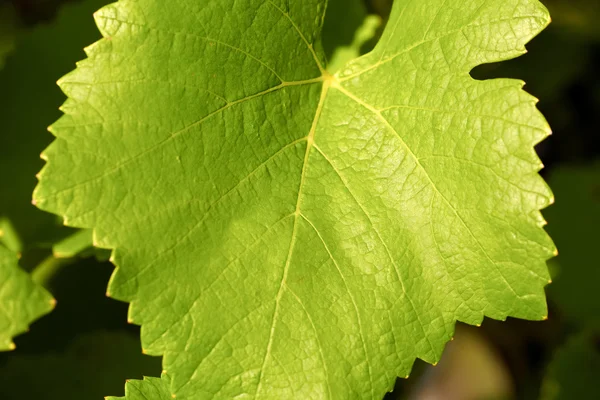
[35,0,555,398]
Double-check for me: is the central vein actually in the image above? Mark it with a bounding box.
[255,73,334,397]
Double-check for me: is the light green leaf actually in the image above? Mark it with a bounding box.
[35,0,555,398]
[107,375,172,400]
[0,331,161,399]
[0,244,54,351]
[0,218,23,253]
[544,162,600,327]
[540,332,600,400]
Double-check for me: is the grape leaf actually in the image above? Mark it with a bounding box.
[0,330,161,399]
[107,375,171,400]
[35,0,555,398]
[0,0,109,249]
[0,244,54,351]
[544,162,600,327]
[540,332,600,400]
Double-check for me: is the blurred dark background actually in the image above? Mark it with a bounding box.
[0,0,598,399]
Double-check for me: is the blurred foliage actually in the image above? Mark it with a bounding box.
[545,163,600,328]
[322,0,369,61]
[0,331,160,399]
[0,254,162,397]
[0,4,18,68]
[544,0,600,39]
[540,333,600,400]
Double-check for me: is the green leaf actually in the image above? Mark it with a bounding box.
[0,0,110,249]
[0,218,23,253]
[107,375,172,400]
[35,0,555,397]
[540,332,600,400]
[0,244,54,351]
[544,162,600,327]
[0,330,161,399]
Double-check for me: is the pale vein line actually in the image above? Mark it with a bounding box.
[299,213,374,400]
[420,155,548,197]
[422,0,450,41]
[429,192,481,316]
[378,0,416,62]
[378,103,548,133]
[254,79,332,399]
[285,284,333,400]
[97,15,286,82]
[311,142,437,357]
[267,0,325,73]
[110,139,306,291]
[63,78,230,105]
[335,84,523,301]
[40,78,322,202]
[149,213,295,359]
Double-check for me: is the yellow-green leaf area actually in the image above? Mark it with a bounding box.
[0,245,54,351]
[35,0,556,398]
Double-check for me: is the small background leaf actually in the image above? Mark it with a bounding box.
[0,244,53,351]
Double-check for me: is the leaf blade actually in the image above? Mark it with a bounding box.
[35,0,555,398]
